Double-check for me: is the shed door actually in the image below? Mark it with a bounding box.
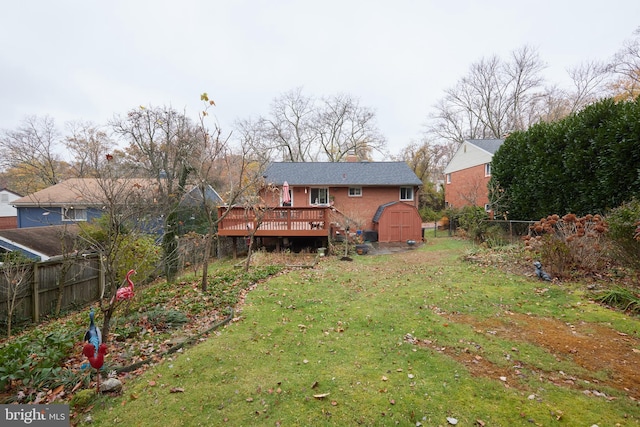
[387,210,413,241]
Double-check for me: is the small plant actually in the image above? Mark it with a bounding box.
[70,388,96,409]
[593,286,640,313]
[0,329,77,394]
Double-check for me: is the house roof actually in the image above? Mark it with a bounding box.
[180,184,224,206]
[0,224,81,260]
[467,139,504,155]
[12,178,161,207]
[263,162,423,186]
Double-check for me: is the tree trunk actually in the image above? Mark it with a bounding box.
[244,234,254,272]
[201,232,211,292]
[163,211,179,282]
[100,304,115,343]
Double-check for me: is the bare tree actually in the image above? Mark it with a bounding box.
[0,115,69,192]
[189,94,232,291]
[110,105,203,281]
[0,252,33,337]
[75,170,162,340]
[65,120,116,178]
[266,88,320,162]
[566,60,610,111]
[239,87,387,162]
[428,46,547,144]
[609,26,640,100]
[316,93,386,161]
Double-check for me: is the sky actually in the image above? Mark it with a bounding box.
[1,0,639,158]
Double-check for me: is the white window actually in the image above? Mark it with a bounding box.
[310,188,329,205]
[446,173,451,184]
[484,204,491,212]
[62,207,87,221]
[400,187,414,201]
[348,187,362,197]
[485,163,492,177]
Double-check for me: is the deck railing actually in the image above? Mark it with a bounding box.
[217,206,331,237]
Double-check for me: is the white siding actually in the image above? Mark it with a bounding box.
[0,190,20,217]
[443,142,494,174]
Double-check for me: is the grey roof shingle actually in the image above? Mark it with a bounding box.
[263,162,422,186]
[468,139,504,155]
[0,224,80,259]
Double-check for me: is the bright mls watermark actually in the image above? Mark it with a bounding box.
[1,404,69,426]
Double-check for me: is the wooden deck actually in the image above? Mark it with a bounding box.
[217,206,331,237]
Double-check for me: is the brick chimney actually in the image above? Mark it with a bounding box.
[346,152,358,162]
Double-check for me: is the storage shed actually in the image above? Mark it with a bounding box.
[372,202,422,243]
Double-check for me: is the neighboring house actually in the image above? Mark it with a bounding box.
[11,178,159,228]
[217,160,424,246]
[12,178,224,230]
[180,184,224,207]
[0,188,22,229]
[443,139,504,213]
[0,224,80,261]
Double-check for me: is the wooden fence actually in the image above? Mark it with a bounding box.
[0,235,238,332]
[0,256,101,329]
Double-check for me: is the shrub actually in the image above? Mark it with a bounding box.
[450,206,491,243]
[523,213,609,278]
[606,199,640,270]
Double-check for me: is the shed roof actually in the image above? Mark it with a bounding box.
[263,162,422,186]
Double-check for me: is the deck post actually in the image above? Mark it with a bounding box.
[232,237,238,259]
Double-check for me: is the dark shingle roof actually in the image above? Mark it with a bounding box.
[372,201,397,223]
[468,139,504,155]
[263,162,422,186]
[0,225,80,260]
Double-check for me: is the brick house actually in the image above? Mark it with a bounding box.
[217,160,424,248]
[443,139,504,213]
[0,188,22,229]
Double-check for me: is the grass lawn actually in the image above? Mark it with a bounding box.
[84,237,640,426]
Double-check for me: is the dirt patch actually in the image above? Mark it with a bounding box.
[410,312,640,400]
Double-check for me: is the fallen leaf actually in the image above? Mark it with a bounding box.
[170,387,185,393]
[311,381,319,389]
[313,392,330,399]
[148,381,157,387]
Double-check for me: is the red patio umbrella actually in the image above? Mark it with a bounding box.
[282,181,291,205]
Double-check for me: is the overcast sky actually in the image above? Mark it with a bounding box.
[1,1,639,157]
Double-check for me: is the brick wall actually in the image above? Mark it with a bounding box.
[0,216,17,230]
[444,164,491,209]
